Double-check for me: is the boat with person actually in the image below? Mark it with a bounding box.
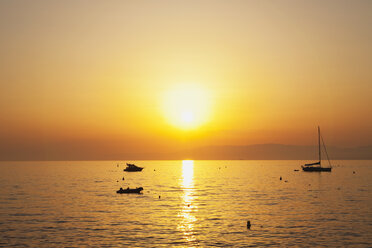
[124,163,143,172]
[116,187,143,194]
[302,127,332,172]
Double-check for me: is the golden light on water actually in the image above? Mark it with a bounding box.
[178,160,197,243]
[182,160,194,189]
[182,159,194,167]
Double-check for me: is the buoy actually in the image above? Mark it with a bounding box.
[247,221,251,229]
[280,176,282,180]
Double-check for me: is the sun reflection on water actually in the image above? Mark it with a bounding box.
[178,160,197,243]
[182,160,194,188]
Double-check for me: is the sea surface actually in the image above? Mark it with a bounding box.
[0,160,371,247]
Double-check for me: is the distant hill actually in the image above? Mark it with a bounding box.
[169,144,372,160]
[1,143,372,161]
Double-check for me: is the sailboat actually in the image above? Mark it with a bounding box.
[302,127,332,172]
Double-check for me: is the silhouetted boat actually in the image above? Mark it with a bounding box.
[302,127,332,172]
[124,163,143,172]
[116,187,143,194]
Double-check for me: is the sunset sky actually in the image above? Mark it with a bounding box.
[1,0,371,159]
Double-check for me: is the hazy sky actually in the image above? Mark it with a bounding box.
[1,0,371,159]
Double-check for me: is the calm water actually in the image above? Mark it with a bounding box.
[0,160,371,247]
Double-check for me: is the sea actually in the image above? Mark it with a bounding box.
[0,160,371,247]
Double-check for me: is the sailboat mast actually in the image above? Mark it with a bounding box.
[318,126,321,164]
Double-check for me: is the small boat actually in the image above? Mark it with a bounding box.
[302,127,332,172]
[116,187,143,194]
[124,163,143,172]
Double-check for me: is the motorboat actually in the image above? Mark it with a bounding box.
[124,163,143,172]
[116,187,143,194]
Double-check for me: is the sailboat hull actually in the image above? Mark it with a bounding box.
[302,166,332,172]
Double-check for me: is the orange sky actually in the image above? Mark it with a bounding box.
[0,1,371,159]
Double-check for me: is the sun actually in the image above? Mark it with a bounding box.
[163,84,211,129]
[181,111,194,124]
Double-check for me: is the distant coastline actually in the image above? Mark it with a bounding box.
[1,144,372,161]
